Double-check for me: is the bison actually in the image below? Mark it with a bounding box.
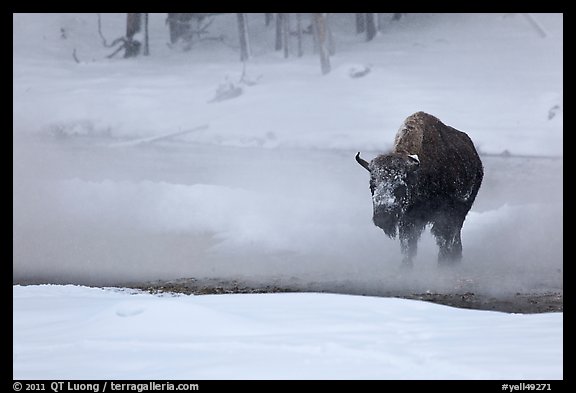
[356,111,483,267]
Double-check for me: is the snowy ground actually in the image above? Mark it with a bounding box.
[13,284,563,380]
[13,13,562,379]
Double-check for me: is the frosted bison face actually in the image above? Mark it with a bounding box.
[356,153,419,237]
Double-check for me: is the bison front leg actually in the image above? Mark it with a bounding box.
[399,236,416,268]
[399,222,424,268]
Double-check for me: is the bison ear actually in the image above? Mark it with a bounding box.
[406,154,420,171]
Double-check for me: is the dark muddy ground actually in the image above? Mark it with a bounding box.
[122,277,563,314]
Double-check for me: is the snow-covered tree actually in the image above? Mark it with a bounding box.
[275,13,284,51]
[125,13,146,58]
[312,13,331,75]
[237,13,251,61]
[356,13,366,33]
[167,13,194,44]
[296,13,304,57]
[365,13,378,41]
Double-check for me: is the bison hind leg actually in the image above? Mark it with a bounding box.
[437,231,462,266]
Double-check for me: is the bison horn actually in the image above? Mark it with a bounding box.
[355,152,370,172]
[408,154,420,164]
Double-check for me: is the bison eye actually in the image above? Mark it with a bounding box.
[369,179,376,195]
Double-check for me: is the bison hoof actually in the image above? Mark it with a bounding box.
[438,258,462,268]
[400,259,414,269]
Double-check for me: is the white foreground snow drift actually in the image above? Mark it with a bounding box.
[13,285,562,380]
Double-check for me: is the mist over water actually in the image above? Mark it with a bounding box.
[13,13,562,296]
[13,134,563,296]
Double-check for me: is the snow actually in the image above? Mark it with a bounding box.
[13,13,562,379]
[13,13,562,154]
[371,167,404,211]
[13,285,562,380]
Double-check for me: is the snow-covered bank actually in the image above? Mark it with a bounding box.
[13,13,562,155]
[13,285,563,380]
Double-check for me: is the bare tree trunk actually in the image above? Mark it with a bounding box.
[355,13,366,33]
[365,13,378,41]
[275,13,283,51]
[125,13,143,58]
[265,13,273,26]
[167,13,193,44]
[311,13,318,54]
[326,13,335,56]
[167,13,178,44]
[312,13,330,75]
[143,13,149,56]
[378,13,385,32]
[237,13,251,61]
[296,13,304,57]
[282,13,290,58]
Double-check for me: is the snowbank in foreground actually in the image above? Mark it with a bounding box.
[13,285,562,380]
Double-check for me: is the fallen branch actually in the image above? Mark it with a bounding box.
[106,40,127,58]
[72,48,80,63]
[208,80,243,103]
[97,13,128,58]
[110,124,210,147]
[97,13,124,48]
[522,13,547,38]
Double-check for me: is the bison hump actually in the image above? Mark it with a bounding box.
[392,112,483,201]
[393,112,439,156]
[393,112,474,159]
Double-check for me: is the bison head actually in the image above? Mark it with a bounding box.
[356,152,420,238]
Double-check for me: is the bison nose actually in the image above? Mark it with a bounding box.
[372,211,398,237]
[372,213,389,229]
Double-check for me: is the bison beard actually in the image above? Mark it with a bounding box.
[356,112,483,268]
